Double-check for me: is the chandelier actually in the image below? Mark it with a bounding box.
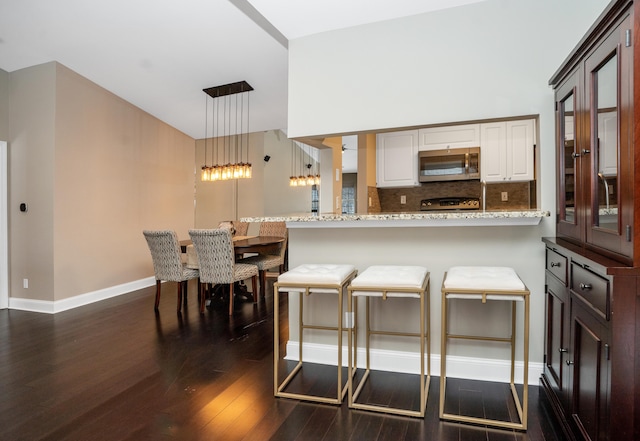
[201,81,253,181]
[289,140,320,187]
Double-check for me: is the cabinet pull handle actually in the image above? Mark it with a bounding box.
[579,283,592,290]
[558,348,568,353]
[566,360,574,366]
[550,262,561,267]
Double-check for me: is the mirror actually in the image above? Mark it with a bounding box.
[593,54,618,231]
[561,91,576,223]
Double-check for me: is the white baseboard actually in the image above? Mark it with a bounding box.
[9,277,156,314]
[285,341,542,385]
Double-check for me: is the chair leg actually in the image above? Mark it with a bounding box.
[154,280,161,310]
[182,281,188,309]
[199,282,206,314]
[252,275,259,302]
[229,283,234,315]
[177,282,183,313]
[259,270,266,299]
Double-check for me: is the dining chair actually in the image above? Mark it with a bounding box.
[234,221,249,236]
[142,230,200,313]
[189,228,259,315]
[239,221,288,299]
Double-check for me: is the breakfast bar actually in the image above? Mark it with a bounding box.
[243,210,550,386]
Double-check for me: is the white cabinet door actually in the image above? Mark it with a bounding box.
[481,119,535,182]
[506,119,535,182]
[480,122,507,182]
[376,130,419,187]
[418,124,480,151]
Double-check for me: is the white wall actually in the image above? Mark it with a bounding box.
[284,0,610,380]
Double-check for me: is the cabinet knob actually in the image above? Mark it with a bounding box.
[550,262,561,267]
[571,152,581,158]
[579,283,592,291]
[558,348,568,353]
[566,360,574,366]
[581,149,591,155]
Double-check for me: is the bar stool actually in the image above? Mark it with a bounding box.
[274,263,357,405]
[440,266,530,430]
[347,265,430,417]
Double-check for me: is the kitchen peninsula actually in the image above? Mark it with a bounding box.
[244,209,551,387]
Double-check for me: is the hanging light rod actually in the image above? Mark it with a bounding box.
[203,80,253,98]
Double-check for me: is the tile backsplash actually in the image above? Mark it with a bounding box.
[373,181,534,213]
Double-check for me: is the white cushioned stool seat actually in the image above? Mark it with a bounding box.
[350,265,428,298]
[274,263,357,406]
[347,265,430,417]
[444,266,525,290]
[440,266,530,431]
[277,264,356,293]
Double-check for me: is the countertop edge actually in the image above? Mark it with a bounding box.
[241,211,551,228]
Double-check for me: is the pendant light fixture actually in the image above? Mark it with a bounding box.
[289,140,321,187]
[200,81,253,181]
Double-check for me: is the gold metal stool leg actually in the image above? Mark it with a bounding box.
[439,270,530,431]
[348,273,430,418]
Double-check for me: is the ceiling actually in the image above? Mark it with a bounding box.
[0,0,488,140]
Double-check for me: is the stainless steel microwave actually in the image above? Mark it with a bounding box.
[418,147,480,182]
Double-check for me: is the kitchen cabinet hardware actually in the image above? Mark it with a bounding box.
[558,347,568,353]
[566,360,574,366]
[550,262,561,267]
[579,283,592,291]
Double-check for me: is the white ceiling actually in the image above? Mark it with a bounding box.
[0,0,488,140]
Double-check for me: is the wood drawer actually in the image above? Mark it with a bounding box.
[546,248,568,285]
[570,263,610,320]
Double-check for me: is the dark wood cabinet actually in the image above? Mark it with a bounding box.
[552,1,636,265]
[545,1,640,439]
[542,238,637,441]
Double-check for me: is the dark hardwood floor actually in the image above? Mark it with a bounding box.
[0,279,565,440]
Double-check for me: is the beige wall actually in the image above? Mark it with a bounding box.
[9,62,196,303]
[9,63,56,302]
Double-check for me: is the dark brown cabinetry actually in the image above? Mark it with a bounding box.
[542,238,636,441]
[544,1,640,440]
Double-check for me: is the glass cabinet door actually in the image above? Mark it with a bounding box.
[556,69,583,243]
[584,17,632,259]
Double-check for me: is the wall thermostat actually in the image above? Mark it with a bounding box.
[19,203,28,212]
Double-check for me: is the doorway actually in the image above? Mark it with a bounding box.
[0,141,7,309]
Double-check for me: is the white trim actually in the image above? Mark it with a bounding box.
[0,141,7,309]
[285,341,542,386]
[9,277,156,314]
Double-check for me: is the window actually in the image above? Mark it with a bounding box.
[342,186,355,214]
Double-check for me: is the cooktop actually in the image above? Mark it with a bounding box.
[420,197,480,211]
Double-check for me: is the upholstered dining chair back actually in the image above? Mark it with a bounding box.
[234,221,249,236]
[142,229,199,312]
[143,230,184,281]
[189,228,235,285]
[258,221,287,238]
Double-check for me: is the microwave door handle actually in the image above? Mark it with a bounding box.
[465,153,469,173]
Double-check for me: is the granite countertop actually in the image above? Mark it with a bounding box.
[241,210,551,228]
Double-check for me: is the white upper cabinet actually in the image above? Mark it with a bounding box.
[481,119,535,182]
[376,130,419,188]
[418,124,480,151]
